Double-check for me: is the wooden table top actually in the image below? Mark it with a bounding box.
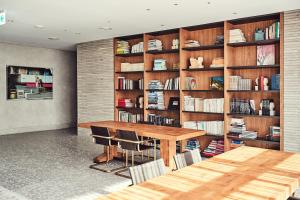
[78,120,205,141]
[96,146,300,200]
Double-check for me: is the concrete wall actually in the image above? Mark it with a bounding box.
[77,39,114,125]
[284,10,300,152]
[0,42,77,135]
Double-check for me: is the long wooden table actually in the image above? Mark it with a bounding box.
[97,146,300,200]
[78,120,205,168]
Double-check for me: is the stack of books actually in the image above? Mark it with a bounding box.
[118,111,143,123]
[184,77,197,90]
[117,98,134,108]
[148,39,162,51]
[153,59,167,71]
[147,91,165,110]
[148,80,164,90]
[265,21,280,40]
[120,63,144,72]
[184,96,224,113]
[131,42,144,53]
[270,126,280,141]
[229,76,252,90]
[271,74,280,90]
[202,140,224,157]
[185,139,200,150]
[229,29,246,43]
[116,40,130,54]
[147,114,177,126]
[118,77,143,90]
[184,40,200,47]
[183,121,224,136]
[164,77,180,90]
[230,98,255,115]
[228,118,258,139]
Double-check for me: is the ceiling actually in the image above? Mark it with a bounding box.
[0,0,299,51]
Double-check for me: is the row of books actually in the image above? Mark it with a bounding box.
[270,126,280,142]
[148,39,162,51]
[147,91,165,110]
[148,80,164,90]
[184,40,200,47]
[117,77,144,90]
[164,77,180,90]
[153,59,167,71]
[116,41,130,54]
[117,98,134,108]
[118,111,143,123]
[120,63,144,72]
[131,42,144,53]
[230,99,255,115]
[265,21,280,40]
[183,121,224,136]
[147,114,178,126]
[184,96,224,113]
[229,76,252,91]
[202,140,224,157]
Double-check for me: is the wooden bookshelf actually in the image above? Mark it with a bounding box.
[113,12,284,154]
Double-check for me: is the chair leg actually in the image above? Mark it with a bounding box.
[125,150,128,167]
[106,146,110,163]
[147,149,150,160]
[132,151,134,166]
[154,139,157,160]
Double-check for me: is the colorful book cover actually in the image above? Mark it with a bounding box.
[257,45,275,65]
[210,76,224,90]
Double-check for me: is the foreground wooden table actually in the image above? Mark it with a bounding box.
[78,120,205,168]
[97,146,300,200]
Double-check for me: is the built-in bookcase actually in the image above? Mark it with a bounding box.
[113,12,284,153]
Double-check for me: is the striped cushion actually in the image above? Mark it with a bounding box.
[294,188,300,198]
[129,165,145,185]
[174,148,202,170]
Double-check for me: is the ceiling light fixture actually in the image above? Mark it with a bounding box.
[161,24,165,27]
[232,12,237,15]
[173,3,179,6]
[146,8,151,11]
[34,24,44,29]
[48,37,59,40]
[99,26,112,30]
[207,1,211,5]
[75,32,81,35]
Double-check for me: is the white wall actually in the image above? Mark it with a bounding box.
[0,42,77,135]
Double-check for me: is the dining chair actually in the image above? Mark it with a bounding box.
[173,148,202,170]
[129,158,166,185]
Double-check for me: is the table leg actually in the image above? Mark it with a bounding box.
[93,146,118,163]
[160,139,176,169]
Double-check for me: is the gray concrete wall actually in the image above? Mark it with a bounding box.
[0,42,77,135]
[284,10,300,153]
[77,39,114,126]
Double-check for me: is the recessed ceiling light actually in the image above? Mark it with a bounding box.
[75,32,81,35]
[232,12,237,15]
[98,26,112,30]
[48,37,59,40]
[146,8,151,11]
[7,19,14,23]
[207,1,211,4]
[173,3,179,6]
[64,29,68,32]
[34,24,44,29]
[161,24,165,27]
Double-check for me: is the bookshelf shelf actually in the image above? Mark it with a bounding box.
[182,44,224,51]
[227,39,280,47]
[145,69,179,73]
[227,64,280,70]
[115,52,143,57]
[146,49,179,54]
[205,134,224,138]
[182,67,224,72]
[116,106,143,111]
[227,113,280,119]
[227,136,280,144]
[114,12,283,154]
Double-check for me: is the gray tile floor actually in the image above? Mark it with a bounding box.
[0,128,131,200]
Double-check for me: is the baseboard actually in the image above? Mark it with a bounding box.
[0,122,76,136]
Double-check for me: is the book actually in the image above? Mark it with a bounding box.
[257,45,275,65]
[210,76,224,90]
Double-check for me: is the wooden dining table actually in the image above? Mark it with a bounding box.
[96,146,300,200]
[78,120,205,168]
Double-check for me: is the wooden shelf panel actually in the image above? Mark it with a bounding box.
[182,90,224,92]
[182,44,224,51]
[227,90,280,93]
[182,67,224,71]
[146,89,179,92]
[227,113,280,119]
[227,39,279,47]
[115,89,143,92]
[115,52,143,57]
[116,106,144,111]
[182,111,224,115]
[115,34,144,40]
[146,108,179,112]
[115,71,144,74]
[146,49,179,54]
[227,64,280,70]
[145,69,179,73]
[227,136,280,144]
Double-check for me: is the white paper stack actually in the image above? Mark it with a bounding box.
[121,63,144,72]
[229,29,246,43]
[131,42,144,53]
[148,39,162,51]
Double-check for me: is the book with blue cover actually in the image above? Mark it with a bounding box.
[210,76,224,90]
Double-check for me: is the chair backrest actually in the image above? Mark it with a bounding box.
[116,130,139,151]
[174,148,202,170]
[91,126,111,146]
[129,158,166,185]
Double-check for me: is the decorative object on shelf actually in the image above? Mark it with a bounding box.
[215,35,224,45]
[263,77,269,91]
[202,139,224,157]
[210,57,224,68]
[230,99,255,115]
[255,76,269,91]
[184,40,200,47]
[257,45,275,65]
[136,95,144,109]
[184,77,197,90]
[210,76,224,91]
[269,101,275,116]
[164,77,180,90]
[229,29,246,43]
[254,28,265,41]
[153,59,167,71]
[168,97,180,110]
[120,63,144,72]
[148,39,162,51]
[271,74,280,90]
[228,118,257,139]
[189,57,204,69]
[118,98,134,108]
[116,40,130,54]
[131,42,144,53]
[185,139,200,150]
[9,90,17,99]
[255,77,259,91]
[259,99,272,116]
[171,39,179,49]
[229,76,252,91]
[172,63,180,70]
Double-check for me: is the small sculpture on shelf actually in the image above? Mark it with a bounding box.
[255,77,259,91]
[189,57,204,69]
[171,39,179,49]
[215,35,224,45]
[254,28,265,41]
[263,77,269,91]
[210,57,224,68]
[269,101,275,116]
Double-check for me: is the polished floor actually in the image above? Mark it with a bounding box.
[0,128,131,200]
